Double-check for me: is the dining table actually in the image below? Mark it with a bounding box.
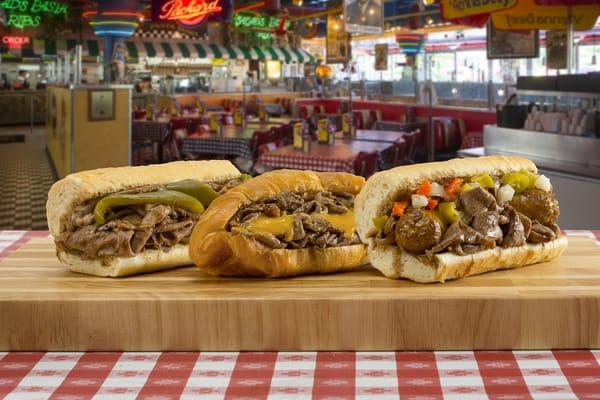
[256,140,394,174]
[335,129,408,143]
[131,120,171,163]
[1,229,599,399]
[181,122,284,160]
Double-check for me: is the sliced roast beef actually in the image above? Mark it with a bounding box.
[428,221,495,256]
[528,221,557,243]
[459,186,497,216]
[501,206,526,248]
[471,211,503,244]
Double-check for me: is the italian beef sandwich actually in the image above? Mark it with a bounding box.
[355,156,568,283]
[47,160,248,277]
[189,169,368,277]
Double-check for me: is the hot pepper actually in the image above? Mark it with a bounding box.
[165,179,220,207]
[93,190,205,226]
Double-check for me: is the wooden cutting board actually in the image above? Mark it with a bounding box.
[1,236,599,351]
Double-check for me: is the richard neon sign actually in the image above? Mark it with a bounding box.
[154,0,223,28]
[0,0,68,29]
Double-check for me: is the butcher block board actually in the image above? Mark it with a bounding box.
[1,236,599,351]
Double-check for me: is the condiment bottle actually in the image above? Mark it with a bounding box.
[293,122,303,150]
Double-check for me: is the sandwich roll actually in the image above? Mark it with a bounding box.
[47,160,246,277]
[189,170,368,278]
[355,156,567,283]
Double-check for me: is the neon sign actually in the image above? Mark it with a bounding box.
[155,0,222,27]
[2,35,29,48]
[233,12,289,40]
[0,0,69,29]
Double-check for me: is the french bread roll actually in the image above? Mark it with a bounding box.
[189,170,368,277]
[355,156,568,283]
[47,160,241,277]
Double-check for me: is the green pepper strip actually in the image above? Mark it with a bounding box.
[93,190,205,226]
[165,179,220,207]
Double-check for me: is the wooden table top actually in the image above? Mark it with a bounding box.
[335,130,407,143]
[0,234,598,350]
[269,141,393,160]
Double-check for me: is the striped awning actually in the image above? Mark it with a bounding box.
[2,38,316,64]
[1,39,101,58]
[124,41,316,63]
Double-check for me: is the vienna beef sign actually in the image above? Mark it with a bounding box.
[441,0,517,20]
[152,0,226,28]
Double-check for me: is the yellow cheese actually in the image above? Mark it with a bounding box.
[322,211,356,239]
[244,215,295,240]
[242,211,356,240]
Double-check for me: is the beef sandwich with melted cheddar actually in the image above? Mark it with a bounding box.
[189,169,368,277]
[355,156,568,283]
[47,161,248,277]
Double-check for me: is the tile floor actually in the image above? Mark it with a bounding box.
[0,126,56,230]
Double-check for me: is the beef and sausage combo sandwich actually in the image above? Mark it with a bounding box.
[355,156,567,283]
[189,169,368,277]
[47,160,248,277]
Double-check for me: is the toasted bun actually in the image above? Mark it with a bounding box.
[47,160,241,277]
[355,156,567,282]
[58,245,190,277]
[189,170,368,278]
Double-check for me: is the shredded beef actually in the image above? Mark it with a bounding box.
[229,191,359,250]
[501,206,527,248]
[56,176,245,259]
[428,221,495,256]
[459,186,497,216]
[471,211,503,244]
[529,221,557,243]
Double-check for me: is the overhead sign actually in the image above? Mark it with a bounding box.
[326,14,350,64]
[0,0,69,29]
[344,0,383,34]
[152,0,225,28]
[2,35,30,48]
[491,0,600,30]
[374,43,388,71]
[233,12,289,40]
[440,0,517,20]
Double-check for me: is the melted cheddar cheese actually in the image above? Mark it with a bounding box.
[243,211,356,240]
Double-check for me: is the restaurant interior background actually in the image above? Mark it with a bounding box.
[0,0,599,231]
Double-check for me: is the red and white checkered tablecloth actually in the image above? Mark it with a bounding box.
[1,231,600,400]
[257,153,355,174]
[461,131,484,149]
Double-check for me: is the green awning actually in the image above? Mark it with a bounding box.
[292,48,304,63]
[224,45,237,59]
[253,46,266,61]
[279,47,292,63]
[125,41,138,59]
[265,46,278,60]
[87,40,100,57]
[160,42,173,58]
[177,43,190,58]
[208,44,223,59]
[143,42,156,58]
[193,43,207,58]
[239,46,252,60]
[45,39,57,56]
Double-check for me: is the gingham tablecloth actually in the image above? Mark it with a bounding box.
[461,131,484,149]
[1,231,600,400]
[257,152,356,173]
[132,121,170,143]
[181,137,254,160]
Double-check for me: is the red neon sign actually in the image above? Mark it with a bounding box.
[158,0,222,27]
[2,36,30,49]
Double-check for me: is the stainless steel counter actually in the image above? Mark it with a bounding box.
[483,125,600,180]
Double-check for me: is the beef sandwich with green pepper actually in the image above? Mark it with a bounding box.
[355,156,568,283]
[47,161,248,277]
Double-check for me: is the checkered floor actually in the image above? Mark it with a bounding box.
[0,127,56,230]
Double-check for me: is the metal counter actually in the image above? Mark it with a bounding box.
[483,125,600,180]
[0,90,46,125]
